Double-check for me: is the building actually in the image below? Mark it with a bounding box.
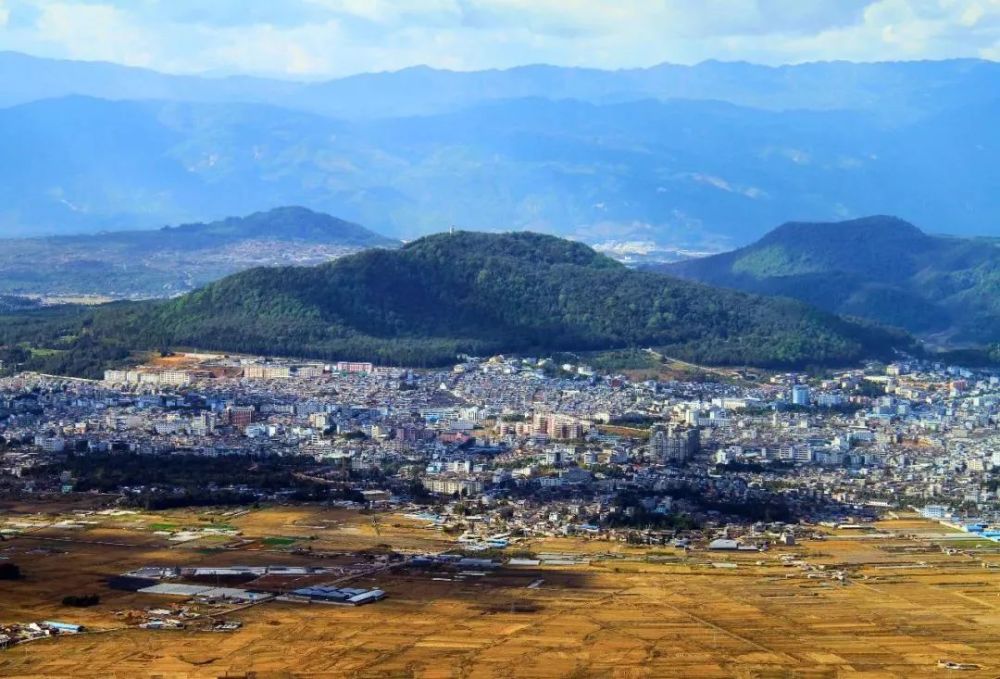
[708,539,740,550]
[104,369,190,386]
[188,412,216,436]
[103,369,129,384]
[650,425,700,463]
[791,385,811,406]
[422,477,484,496]
[921,505,948,519]
[34,436,65,453]
[244,364,291,380]
[532,413,586,440]
[293,364,324,378]
[159,370,191,387]
[361,489,391,503]
[336,361,374,374]
[227,406,255,428]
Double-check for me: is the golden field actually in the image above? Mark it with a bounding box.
[3,502,1000,678]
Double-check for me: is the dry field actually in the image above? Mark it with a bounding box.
[3,505,1000,678]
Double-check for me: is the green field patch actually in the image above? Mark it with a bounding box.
[149,523,179,532]
[196,547,225,555]
[196,534,232,543]
[28,347,65,358]
[262,536,300,546]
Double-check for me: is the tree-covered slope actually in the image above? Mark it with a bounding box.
[0,231,911,376]
[661,216,1000,344]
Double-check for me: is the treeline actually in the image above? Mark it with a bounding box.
[118,483,362,510]
[33,452,329,494]
[62,594,100,607]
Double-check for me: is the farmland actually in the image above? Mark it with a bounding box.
[3,503,1000,677]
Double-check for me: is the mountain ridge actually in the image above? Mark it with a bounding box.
[3,51,999,119]
[154,206,396,248]
[3,94,1000,243]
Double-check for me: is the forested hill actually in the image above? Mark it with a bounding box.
[0,231,912,377]
[660,216,1000,345]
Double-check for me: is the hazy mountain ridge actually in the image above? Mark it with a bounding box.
[0,207,396,298]
[1,93,999,243]
[3,51,999,119]
[0,231,911,377]
[660,216,1000,346]
[2,52,1000,247]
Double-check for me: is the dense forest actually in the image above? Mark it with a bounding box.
[0,231,914,377]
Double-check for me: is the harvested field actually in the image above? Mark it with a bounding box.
[2,507,1000,677]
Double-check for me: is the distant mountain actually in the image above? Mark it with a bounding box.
[0,231,912,377]
[153,206,395,249]
[3,94,1000,243]
[0,207,396,298]
[660,216,1000,346]
[4,51,1000,120]
[0,51,299,110]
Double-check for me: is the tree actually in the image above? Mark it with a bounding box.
[62,594,100,607]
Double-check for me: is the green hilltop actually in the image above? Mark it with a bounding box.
[663,216,1000,347]
[0,231,911,377]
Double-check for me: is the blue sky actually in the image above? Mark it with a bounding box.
[0,0,998,78]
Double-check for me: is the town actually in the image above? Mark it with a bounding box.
[3,351,999,537]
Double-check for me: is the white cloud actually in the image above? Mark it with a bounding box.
[0,0,997,77]
[306,0,460,24]
[31,2,156,66]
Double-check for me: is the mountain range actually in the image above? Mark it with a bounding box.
[1,52,1000,245]
[0,207,395,298]
[3,51,999,120]
[0,231,910,378]
[661,216,1000,347]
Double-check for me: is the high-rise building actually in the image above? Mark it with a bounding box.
[532,413,586,440]
[227,406,255,428]
[650,425,700,462]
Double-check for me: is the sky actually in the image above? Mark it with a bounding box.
[0,0,998,78]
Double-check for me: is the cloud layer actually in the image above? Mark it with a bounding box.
[0,0,998,77]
